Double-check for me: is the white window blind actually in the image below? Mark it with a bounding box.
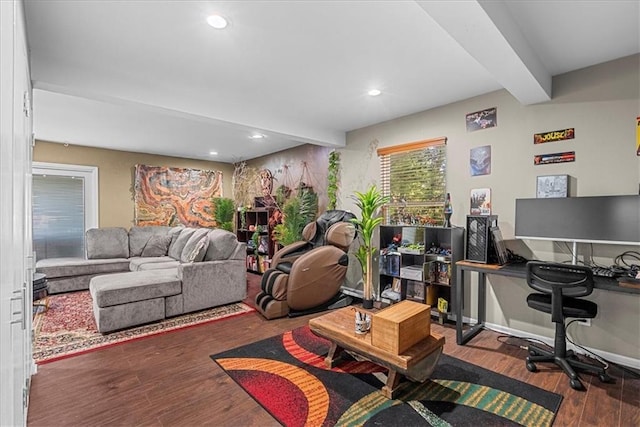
[378,137,447,225]
[32,175,85,260]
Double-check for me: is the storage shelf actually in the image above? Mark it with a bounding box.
[379,225,464,314]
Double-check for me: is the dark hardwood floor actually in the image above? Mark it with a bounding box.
[27,274,639,426]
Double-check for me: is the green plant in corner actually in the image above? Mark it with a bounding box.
[272,197,307,246]
[327,150,340,210]
[212,197,235,232]
[272,184,318,246]
[350,185,390,308]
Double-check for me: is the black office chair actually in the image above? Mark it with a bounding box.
[525,261,612,390]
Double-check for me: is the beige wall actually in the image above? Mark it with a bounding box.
[33,141,234,228]
[339,54,640,362]
[247,144,333,213]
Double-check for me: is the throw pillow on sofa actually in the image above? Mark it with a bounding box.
[167,228,197,260]
[128,226,171,257]
[86,227,129,259]
[180,229,210,263]
[141,235,173,257]
[183,235,209,263]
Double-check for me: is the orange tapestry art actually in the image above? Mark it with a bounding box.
[134,164,222,227]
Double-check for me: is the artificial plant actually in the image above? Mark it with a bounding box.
[327,150,340,210]
[350,185,390,308]
[272,197,306,246]
[212,197,235,232]
[271,184,318,246]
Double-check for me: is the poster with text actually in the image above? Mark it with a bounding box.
[470,188,491,215]
[466,107,497,132]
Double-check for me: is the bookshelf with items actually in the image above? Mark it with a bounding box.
[236,208,276,274]
[379,225,464,318]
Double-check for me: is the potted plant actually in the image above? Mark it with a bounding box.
[351,185,390,308]
[212,197,235,232]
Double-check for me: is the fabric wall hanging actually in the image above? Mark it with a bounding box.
[134,164,222,227]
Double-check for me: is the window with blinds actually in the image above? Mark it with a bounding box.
[378,137,447,225]
[32,175,86,260]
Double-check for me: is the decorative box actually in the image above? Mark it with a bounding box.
[400,265,423,281]
[371,300,431,354]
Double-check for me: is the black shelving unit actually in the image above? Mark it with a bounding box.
[236,208,275,274]
[379,225,464,315]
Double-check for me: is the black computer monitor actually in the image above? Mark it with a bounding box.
[515,195,640,245]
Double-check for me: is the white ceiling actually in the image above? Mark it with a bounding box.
[24,1,640,164]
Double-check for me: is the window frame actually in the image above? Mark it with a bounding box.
[377,137,447,225]
[32,161,99,231]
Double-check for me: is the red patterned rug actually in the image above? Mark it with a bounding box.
[33,290,254,364]
[211,326,563,427]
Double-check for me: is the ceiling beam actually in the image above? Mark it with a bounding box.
[417,0,551,105]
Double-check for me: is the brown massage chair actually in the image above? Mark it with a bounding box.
[255,210,357,319]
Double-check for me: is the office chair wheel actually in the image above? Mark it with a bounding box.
[599,372,613,383]
[526,361,537,372]
[570,378,584,390]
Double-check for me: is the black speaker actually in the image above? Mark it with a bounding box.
[465,215,498,263]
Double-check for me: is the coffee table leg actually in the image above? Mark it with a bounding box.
[381,369,402,399]
[324,342,345,368]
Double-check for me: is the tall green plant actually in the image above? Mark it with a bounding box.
[212,197,235,232]
[351,185,390,304]
[272,185,318,246]
[272,198,307,246]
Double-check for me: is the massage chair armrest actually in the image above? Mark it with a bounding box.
[271,240,312,267]
[286,245,350,310]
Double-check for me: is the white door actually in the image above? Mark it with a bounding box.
[1,1,33,425]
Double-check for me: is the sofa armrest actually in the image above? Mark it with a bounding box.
[177,259,247,313]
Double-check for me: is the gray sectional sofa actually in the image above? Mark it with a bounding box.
[35,226,247,333]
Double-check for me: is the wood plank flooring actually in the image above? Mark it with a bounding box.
[27,274,639,426]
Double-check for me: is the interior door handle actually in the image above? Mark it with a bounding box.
[10,288,26,330]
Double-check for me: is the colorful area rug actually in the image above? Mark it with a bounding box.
[33,290,254,364]
[211,326,562,427]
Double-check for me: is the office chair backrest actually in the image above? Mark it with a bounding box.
[526,261,594,299]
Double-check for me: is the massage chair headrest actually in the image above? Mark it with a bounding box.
[302,210,357,249]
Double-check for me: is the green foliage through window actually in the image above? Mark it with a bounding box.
[379,138,447,225]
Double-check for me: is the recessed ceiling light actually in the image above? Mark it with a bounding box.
[207,15,228,29]
[368,89,381,97]
[249,134,265,140]
[209,151,218,156]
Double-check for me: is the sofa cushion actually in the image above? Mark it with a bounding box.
[90,270,181,308]
[36,257,130,279]
[128,226,171,257]
[168,228,197,260]
[204,229,238,261]
[129,256,175,271]
[138,261,180,270]
[141,234,173,257]
[86,227,129,259]
[180,229,210,263]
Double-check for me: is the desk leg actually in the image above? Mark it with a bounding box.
[456,268,487,345]
[456,265,465,344]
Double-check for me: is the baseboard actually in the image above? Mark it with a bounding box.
[483,321,640,370]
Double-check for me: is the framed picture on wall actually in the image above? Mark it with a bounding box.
[536,175,570,198]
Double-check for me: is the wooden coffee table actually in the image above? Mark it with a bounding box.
[309,306,444,398]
